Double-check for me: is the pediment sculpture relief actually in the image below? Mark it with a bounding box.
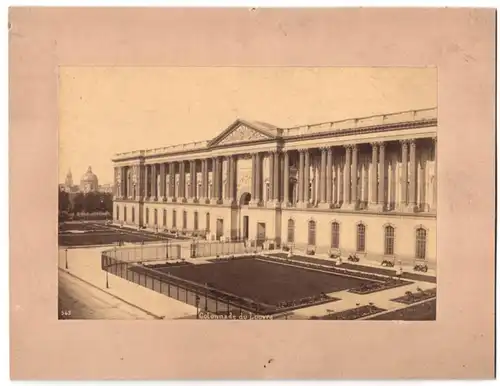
[217,124,269,146]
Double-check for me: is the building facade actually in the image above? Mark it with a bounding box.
[112,108,437,266]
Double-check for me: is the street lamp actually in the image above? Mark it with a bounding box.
[65,248,68,269]
[195,295,200,319]
[106,270,109,289]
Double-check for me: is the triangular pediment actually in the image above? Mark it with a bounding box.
[208,119,277,147]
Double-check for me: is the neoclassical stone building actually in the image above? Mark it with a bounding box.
[112,107,437,266]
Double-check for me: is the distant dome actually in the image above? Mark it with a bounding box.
[80,166,99,192]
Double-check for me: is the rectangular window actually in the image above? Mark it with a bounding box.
[308,221,316,246]
[356,224,366,252]
[287,220,295,243]
[206,213,210,231]
[331,223,340,249]
[145,208,149,224]
[194,212,199,230]
[163,209,167,227]
[385,226,395,255]
[172,210,177,228]
[183,211,187,229]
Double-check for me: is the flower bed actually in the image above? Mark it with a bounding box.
[348,278,412,295]
[146,261,193,269]
[259,255,402,285]
[368,299,436,321]
[391,287,437,305]
[275,293,338,311]
[310,305,386,320]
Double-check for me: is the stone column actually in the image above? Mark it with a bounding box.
[363,162,369,204]
[178,161,185,202]
[136,164,143,201]
[268,151,274,202]
[304,149,310,206]
[432,137,437,212]
[218,157,223,202]
[203,159,209,202]
[250,154,256,201]
[273,151,280,203]
[169,163,175,201]
[370,143,378,206]
[320,147,327,204]
[342,146,351,208]
[325,147,333,207]
[159,163,166,201]
[223,156,230,204]
[211,157,217,204]
[144,165,150,200]
[283,151,290,206]
[377,143,386,211]
[419,158,425,212]
[229,156,236,203]
[408,140,417,211]
[337,162,343,206]
[400,140,409,210]
[255,153,262,203]
[152,164,158,200]
[350,145,358,209]
[191,160,197,201]
[298,150,305,204]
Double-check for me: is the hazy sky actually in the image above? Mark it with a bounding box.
[59,67,436,184]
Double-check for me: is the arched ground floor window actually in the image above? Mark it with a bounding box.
[356,223,366,252]
[384,226,395,255]
[287,219,295,243]
[416,227,427,259]
[308,220,316,246]
[331,222,340,249]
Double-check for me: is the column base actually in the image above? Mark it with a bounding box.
[265,200,282,208]
[179,198,187,203]
[403,204,418,213]
[319,202,332,209]
[210,199,220,205]
[370,203,385,212]
[341,202,358,211]
[249,200,262,207]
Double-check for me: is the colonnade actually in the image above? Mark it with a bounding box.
[115,137,437,213]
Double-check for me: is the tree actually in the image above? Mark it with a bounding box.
[72,192,85,214]
[58,189,70,212]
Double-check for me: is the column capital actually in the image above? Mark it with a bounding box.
[432,136,437,143]
[400,139,414,146]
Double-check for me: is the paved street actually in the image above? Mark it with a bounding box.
[58,269,155,320]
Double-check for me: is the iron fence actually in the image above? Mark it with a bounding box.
[101,238,291,319]
[102,255,292,318]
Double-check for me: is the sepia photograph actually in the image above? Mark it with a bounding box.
[58,66,438,321]
[10,6,495,380]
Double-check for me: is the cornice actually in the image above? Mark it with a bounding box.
[112,118,437,164]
